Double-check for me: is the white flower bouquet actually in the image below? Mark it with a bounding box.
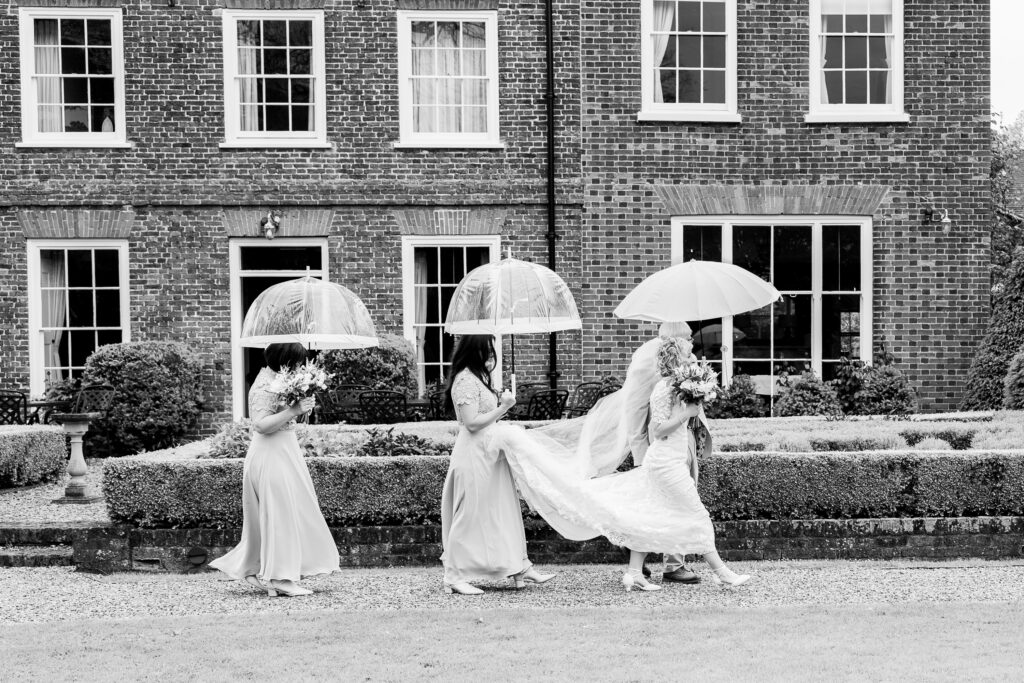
[669,360,719,405]
[269,358,332,411]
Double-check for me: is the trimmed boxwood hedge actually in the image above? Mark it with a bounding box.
[0,426,67,488]
[103,448,1024,528]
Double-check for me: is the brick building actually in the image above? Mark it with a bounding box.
[0,0,990,426]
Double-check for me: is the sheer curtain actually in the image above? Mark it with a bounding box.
[34,19,62,133]
[437,22,460,133]
[237,22,261,132]
[40,252,66,387]
[652,2,675,103]
[414,251,430,392]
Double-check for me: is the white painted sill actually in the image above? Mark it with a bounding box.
[636,110,742,123]
[16,140,134,149]
[393,140,506,150]
[219,140,334,149]
[804,112,911,124]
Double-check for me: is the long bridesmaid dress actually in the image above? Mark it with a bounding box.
[440,369,532,585]
[210,366,340,582]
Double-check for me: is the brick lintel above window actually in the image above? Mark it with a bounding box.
[17,208,135,239]
[392,208,507,235]
[221,0,325,8]
[16,0,120,7]
[653,184,889,217]
[221,208,334,237]
[396,0,499,9]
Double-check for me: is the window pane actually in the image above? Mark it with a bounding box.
[289,49,311,75]
[62,47,86,74]
[264,49,287,75]
[682,225,721,262]
[437,22,459,47]
[466,246,490,271]
[263,21,287,47]
[97,329,122,349]
[733,225,770,281]
[289,20,312,47]
[440,286,458,321]
[423,327,441,366]
[823,14,843,32]
[265,105,289,131]
[35,19,59,46]
[61,19,85,45]
[265,78,288,103]
[464,49,486,77]
[67,251,92,287]
[238,21,260,47]
[71,330,96,367]
[411,21,434,48]
[846,37,867,68]
[869,70,890,104]
[239,246,322,270]
[438,49,460,76]
[773,226,812,291]
[678,70,700,103]
[87,47,111,75]
[41,290,67,327]
[845,71,868,104]
[90,78,114,104]
[660,33,678,68]
[869,14,889,32]
[87,19,111,46]
[443,332,456,365]
[703,36,725,68]
[68,290,94,327]
[63,78,88,104]
[733,306,771,359]
[703,70,725,103]
[677,1,701,31]
[659,70,677,103]
[773,296,812,361]
[426,288,440,324]
[822,295,861,360]
[823,225,861,291]
[95,290,121,327]
[64,106,88,132]
[734,361,772,395]
[824,36,843,68]
[678,35,700,67]
[93,250,119,287]
[462,22,486,48]
[292,105,312,131]
[690,318,724,360]
[868,36,889,67]
[440,248,464,284]
[703,1,726,32]
[90,106,114,132]
[35,48,60,75]
[464,106,487,133]
[846,14,868,33]
[823,70,843,103]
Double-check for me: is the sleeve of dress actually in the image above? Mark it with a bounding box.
[649,381,674,427]
[451,372,480,410]
[248,385,281,422]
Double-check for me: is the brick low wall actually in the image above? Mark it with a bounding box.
[72,517,1024,574]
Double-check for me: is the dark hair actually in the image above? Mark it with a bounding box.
[444,335,496,412]
[264,342,308,372]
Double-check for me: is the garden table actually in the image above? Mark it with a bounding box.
[25,399,73,425]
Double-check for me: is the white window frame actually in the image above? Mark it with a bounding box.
[229,238,330,418]
[638,0,740,123]
[401,235,503,391]
[220,10,330,149]
[806,0,909,123]
[670,216,873,390]
[16,7,130,148]
[26,239,131,396]
[395,10,503,149]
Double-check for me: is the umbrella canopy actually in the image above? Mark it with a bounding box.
[444,257,582,335]
[614,260,781,322]
[240,276,378,350]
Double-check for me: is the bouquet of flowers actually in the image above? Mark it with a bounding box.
[668,360,720,405]
[269,358,332,415]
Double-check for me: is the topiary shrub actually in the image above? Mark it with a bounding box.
[773,372,843,418]
[704,375,769,419]
[0,426,67,487]
[962,254,1024,410]
[319,333,417,396]
[829,358,916,416]
[1002,345,1024,409]
[82,342,204,457]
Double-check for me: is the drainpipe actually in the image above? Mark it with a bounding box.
[544,0,560,390]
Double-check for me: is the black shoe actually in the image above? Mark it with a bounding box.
[641,563,652,578]
[662,567,701,584]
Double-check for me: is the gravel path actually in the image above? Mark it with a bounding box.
[2,559,1023,624]
[0,460,109,525]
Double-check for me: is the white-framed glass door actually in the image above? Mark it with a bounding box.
[670,216,873,399]
[229,238,328,418]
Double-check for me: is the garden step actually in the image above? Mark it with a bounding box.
[0,522,109,547]
[0,545,75,568]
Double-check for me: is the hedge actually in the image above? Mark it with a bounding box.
[103,448,1024,528]
[0,426,67,488]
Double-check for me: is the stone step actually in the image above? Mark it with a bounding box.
[0,545,75,568]
[0,522,109,547]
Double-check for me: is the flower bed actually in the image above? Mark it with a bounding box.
[0,425,68,488]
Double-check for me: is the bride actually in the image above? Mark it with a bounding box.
[490,335,751,591]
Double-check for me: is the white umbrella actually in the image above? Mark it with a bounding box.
[444,255,581,393]
[240,275,378,350]
[615,260,781,322]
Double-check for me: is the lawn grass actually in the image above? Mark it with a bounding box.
[2,603,1022,682]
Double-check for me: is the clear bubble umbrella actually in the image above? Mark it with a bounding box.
[240,275,378,350]
[444,255,581,394]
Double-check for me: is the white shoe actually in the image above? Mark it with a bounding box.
[266,580,313,597]
[622,568,661,592]
[444,581,483,595]
[710,566,751,587]
[510,567,557,589]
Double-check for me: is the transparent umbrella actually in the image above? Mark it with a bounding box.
[240,275,378,350]
[444,255,581,393]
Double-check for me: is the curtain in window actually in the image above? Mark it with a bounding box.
[414,251,430,389]
[40,251,66,387]
[652,1,675,103]
[436,22,461,133]
[34,20,61,133]
[237,22,261,132]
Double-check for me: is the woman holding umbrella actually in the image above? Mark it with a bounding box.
[440,335,557,595]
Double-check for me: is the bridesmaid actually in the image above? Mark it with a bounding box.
[210,342,339,597]
[440,335,555,595]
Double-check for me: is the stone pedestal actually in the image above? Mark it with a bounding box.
[52,413,103,505]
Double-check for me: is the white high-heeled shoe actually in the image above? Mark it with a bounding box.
[444,581,484,595]
[509,567,557,590]
[710,566,751,587]
[266,580,313,597]
[622,568,661,592]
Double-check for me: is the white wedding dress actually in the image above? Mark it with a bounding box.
[489,379,717,556]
